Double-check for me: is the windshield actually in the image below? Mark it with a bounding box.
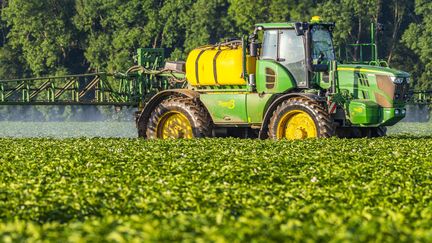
[311,25,335,61]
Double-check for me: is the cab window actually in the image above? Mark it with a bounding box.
[279,29,307,86]
[261,30,278,60]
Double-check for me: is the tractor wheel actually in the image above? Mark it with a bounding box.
[267,97,334,140]
[146,97,212,139]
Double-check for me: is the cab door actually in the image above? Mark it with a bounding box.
[255,29,307,93]
[278,29,308,88]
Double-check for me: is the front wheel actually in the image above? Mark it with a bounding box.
[267,97,334,140]
[146,97,212,139]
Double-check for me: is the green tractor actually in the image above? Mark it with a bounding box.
[136,17,410,139]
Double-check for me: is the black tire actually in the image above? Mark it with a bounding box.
[267,97,334,139]
[146,97,212,139]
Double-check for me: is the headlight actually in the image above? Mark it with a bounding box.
[402,109,406,115]
[390,77,405,84]
[395,109,400,115]
[405,77,410,83]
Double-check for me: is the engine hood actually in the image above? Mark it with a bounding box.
[337,64,410,78]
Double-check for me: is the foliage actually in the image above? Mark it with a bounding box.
[1,0,79,76]
[228,0,315,36]
[402,0,432,89]
[315,0,378,47]
[0,138,431,241]
[0,0,430,89]
[0,44,30,79]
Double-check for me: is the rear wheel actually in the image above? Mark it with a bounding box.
[146,97,212,139]
[268,97,334,140]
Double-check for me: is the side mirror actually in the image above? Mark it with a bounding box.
[313,64,329,72]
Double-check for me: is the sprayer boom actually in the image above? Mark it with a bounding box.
[0,48,186,106]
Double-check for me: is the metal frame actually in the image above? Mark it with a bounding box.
[0,48,186,106]
[0,73,138,105]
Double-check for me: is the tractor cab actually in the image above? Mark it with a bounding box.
[251,17,337,92]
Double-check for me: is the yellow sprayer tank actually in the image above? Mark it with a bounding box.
[186,44,256,86]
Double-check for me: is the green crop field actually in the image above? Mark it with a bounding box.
[0,137,432,242]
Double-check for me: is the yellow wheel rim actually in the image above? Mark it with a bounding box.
[276,110,317,140]
[157,111,193,139]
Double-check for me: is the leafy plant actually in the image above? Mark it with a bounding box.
[0,137,431,241]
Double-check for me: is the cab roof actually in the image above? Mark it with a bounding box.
[255,23,296,29]
[255,22,335,29]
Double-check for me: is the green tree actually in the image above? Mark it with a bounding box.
[74,0,154,72]
[74,0,198,71]
[228,0,315,36]
[402,0,432,89]
[182,0,230,52]
[316,0,379,52]
[2,0,79,76]
[0,44,30,79]
[0,0,425,90]
[269,0,315,22]
[0,2,30,79]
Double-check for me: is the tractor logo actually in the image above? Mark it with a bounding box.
[218,99,236,109]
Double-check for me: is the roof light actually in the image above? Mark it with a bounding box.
[311,16,322,23]
[390,77,405,84]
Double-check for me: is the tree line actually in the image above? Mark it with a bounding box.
[0,0,430,90]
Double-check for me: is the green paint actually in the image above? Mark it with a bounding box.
[255,23,296,29]
[256,60,297,94]
[348,100,379,124]
[200,94,248,124]
[198,93,273,125]
[381,108,406,126]
[137,48,165,68]
[246,93,274,124]
[337,64,409,126]
[317,72,332,90]
[338,64,409,77]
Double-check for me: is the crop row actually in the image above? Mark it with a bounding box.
[0,138,431,242]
